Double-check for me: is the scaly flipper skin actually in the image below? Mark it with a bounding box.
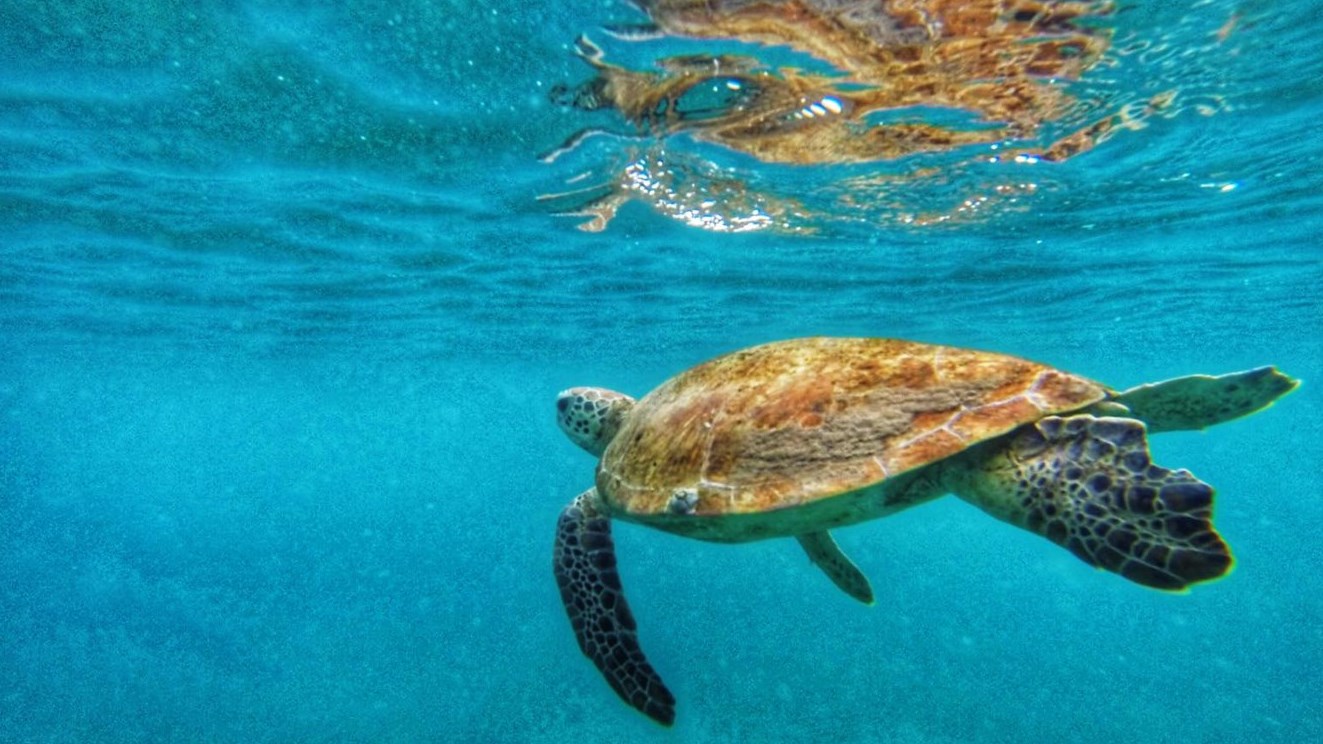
[948,415,1231,590]
[1109,367,1299,434]
[554,489,676,726]
[796,531,874,604]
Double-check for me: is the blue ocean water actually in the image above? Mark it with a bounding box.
[2,1,1321,741]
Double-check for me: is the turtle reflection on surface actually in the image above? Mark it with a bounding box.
[548,0,1114,166]
[542,0,1151,232]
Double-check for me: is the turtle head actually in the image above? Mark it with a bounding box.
[556,387,636,457]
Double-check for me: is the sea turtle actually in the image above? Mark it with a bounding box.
[553,337,1297,725]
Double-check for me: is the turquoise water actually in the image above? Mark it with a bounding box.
[2,1,1321,741]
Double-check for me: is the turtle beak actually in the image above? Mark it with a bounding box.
[555,389,582,441]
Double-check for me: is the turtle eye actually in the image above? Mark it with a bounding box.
[557,397,569,412]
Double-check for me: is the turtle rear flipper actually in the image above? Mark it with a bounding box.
[1108,366,1298,433]
[948,415,1231,591]
[797,531,874,605]
[554,489,676,726]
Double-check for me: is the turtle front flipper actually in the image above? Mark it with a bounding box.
[1106,366,1298,433]
[947,415,1231,591]
[796,531,874,605]
[554,489,676,726]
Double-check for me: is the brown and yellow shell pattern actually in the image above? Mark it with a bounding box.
[596,338,1106,533]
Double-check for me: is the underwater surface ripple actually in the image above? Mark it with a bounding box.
[1,1,1321,742]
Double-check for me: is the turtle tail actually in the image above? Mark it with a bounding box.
[554,489,676,726]
[946,414,1232,590]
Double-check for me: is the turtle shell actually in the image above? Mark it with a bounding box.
[597,337,1106,523]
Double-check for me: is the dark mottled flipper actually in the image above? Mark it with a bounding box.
[1108,366,1298,433]
[951,415,1231,590]
[796,531,874,605]
[554,489,675,726]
